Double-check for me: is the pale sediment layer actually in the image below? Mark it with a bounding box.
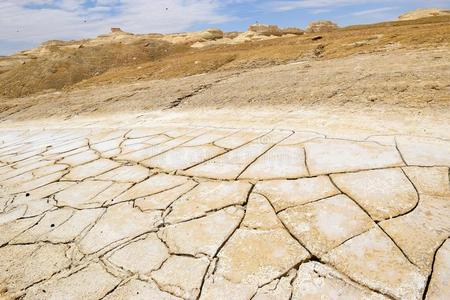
[0,117,448,299]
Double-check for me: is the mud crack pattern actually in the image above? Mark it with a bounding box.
[0,125,449,300]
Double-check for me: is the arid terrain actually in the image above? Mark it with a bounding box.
[0,9,449,300]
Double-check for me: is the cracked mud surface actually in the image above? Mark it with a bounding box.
[1,18,449,298]
[0,122,449,300]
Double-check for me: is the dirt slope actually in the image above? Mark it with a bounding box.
[1,16,449,99]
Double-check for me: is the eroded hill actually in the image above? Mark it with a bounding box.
[1,15,449,100]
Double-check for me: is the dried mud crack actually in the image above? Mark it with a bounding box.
[0,13,450,300]
[0,124,449,300]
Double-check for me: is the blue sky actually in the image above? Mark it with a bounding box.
[1,0,449,55]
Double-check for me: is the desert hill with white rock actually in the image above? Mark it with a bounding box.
[1,9,448,101]
[399,8,450,20]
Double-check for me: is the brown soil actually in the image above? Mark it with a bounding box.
[1,16,449,99]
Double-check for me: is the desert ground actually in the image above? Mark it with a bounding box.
[0,9,449,300]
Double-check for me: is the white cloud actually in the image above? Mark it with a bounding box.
[269,0,379,12]
[351,6,398,16]
[268,0,450,12]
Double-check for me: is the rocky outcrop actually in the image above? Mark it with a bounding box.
[40,40,67,47]
[111,27,122,33]
[248,24,304,37]
[248,24,283,36]
[399,8,450,20]
[198,28,224,40]
[306,20,339,33]
[282,27,305,35]
[224,32,240,39]
[162,28,224,44]
[109,27,133,35]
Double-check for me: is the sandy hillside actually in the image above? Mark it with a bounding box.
[1,14,449,102]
